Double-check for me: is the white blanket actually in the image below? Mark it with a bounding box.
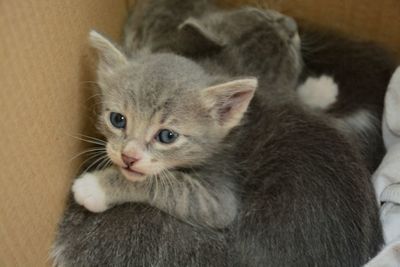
[365,66,400,267]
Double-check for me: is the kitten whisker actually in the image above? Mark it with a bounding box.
[69,135,106,146]
[83,154,110,174]
[159,174,167,194]
[162,170,174,190]
[74,133,106,143]
[161,170,177,199]
[77,152,104,167]
[95,157,112,172]
[78,153,108,172]
[69,148,106,162]
[152,175,159,201]
[102,158,113,170]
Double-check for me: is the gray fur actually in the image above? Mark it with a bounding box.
[53,1,384,266]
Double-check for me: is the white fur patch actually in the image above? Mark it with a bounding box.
[297,75,338,110]
[72,173,108,213]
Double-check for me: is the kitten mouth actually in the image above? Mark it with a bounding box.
[121,167,146,181]
[123,166,145,175]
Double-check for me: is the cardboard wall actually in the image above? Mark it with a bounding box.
[0,1,128,266]
[0,0,398,266]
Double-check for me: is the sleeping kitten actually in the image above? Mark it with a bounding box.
[52,3,382,266]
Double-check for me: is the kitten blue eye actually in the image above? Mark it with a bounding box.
[156,129,179,144]
[110,112,126,129]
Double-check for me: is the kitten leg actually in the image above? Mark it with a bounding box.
[72,172,108,212]
[73,167,237,228]
[72,166,147,213]
[147,171,237,228]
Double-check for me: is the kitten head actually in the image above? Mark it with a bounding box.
[178,7,301,90]
[89,31,257,181]
[179,7,300,48]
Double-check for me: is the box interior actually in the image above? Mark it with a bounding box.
[0,0,399,265]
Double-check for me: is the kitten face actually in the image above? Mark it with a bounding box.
[89,32,257,181]
[98,54,214,181]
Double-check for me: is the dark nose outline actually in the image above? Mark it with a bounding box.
[122,154,140,167]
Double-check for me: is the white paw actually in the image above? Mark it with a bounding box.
[297,75,338,110]
[72,173,108,213]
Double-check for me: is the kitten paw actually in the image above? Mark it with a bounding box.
[72,173,108,213]
[297,75,338,110]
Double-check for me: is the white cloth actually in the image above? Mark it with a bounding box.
[373,66,400,244]
[365,67,400,267]
[373,143,400,207]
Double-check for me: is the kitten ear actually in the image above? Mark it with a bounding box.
[89,30,128,74]
[385,67,400,134]
[201,78,258,133]
[178,18,224,55]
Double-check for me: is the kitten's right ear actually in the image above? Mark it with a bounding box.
[89,30,128,74]
[385,67,400,134]
[201,78,258,135]
[178,18,224,55]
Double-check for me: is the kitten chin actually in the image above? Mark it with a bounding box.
[120,167,147,182]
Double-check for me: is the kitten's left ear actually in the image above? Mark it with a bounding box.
[201,78,258,134]
[178,18,225,55]
[89,30,128,74]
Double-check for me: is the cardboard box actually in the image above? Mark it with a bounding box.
[0,1,128,266]
[0,0,399,266]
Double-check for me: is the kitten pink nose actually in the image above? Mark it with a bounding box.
[122,154,141,167]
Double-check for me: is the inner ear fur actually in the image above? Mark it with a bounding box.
[89,30,128,74]
[201,78,258,133]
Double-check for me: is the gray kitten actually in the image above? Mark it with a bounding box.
[52,3,382,267]
[71,31,248,229]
